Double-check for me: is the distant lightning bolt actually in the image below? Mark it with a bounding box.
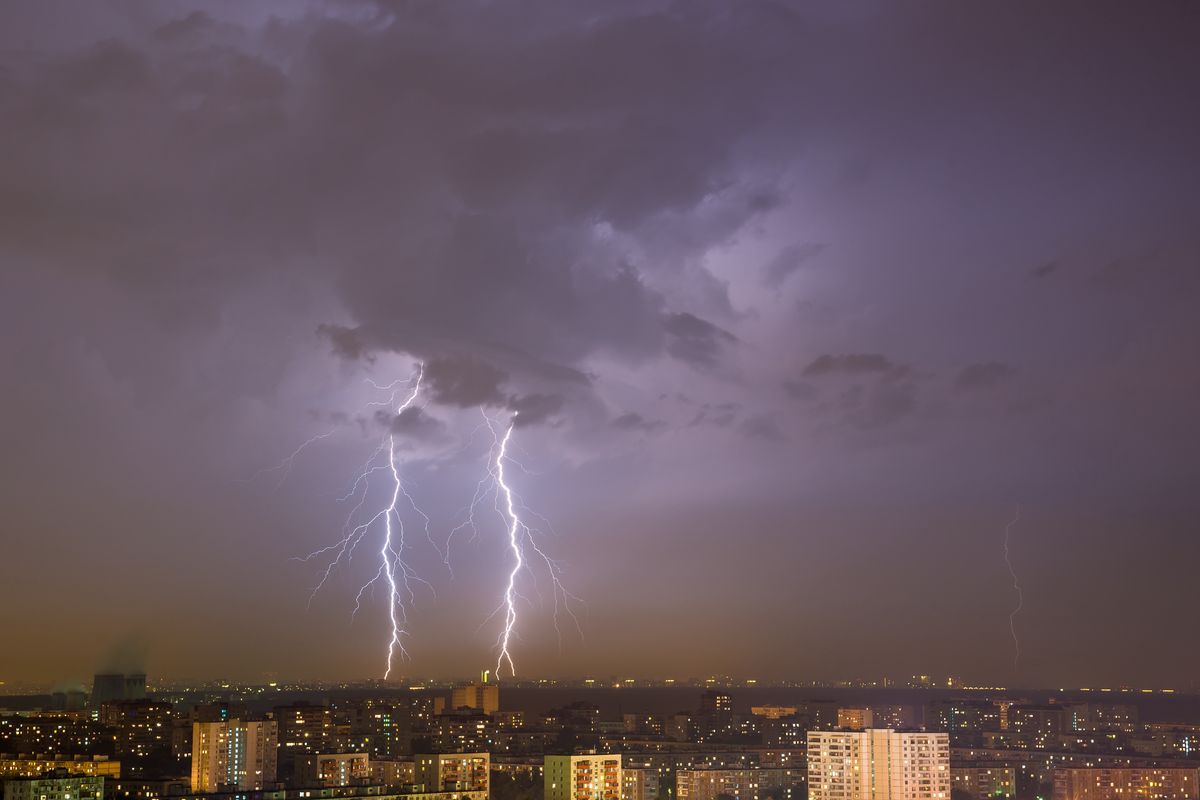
[450,410,582,677]
[243,430,336,487]
[1003,505,1023,670]
[288,363,436,678]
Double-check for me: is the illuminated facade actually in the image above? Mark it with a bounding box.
[808,729,950,800]
[751,707,799,720]
[0,757,119,780]
[950,766,1015,799]
[676,768,804,800]
[449,682,499,716]
[623,767,661,800]
[838,709,874,731]
[1052,768,1199,800]
[413,753,488,794]
[544,754,622,800]
[2,771,104,800]
[190,719,278,792]
[296,754,371,788]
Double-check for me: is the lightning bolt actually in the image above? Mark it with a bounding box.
[243,430,336,488]
[290,363,436,679]
[450,410,582,677]
[1003,504,1023,670]
[493,418,524,677]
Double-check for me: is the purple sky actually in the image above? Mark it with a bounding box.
[2,1,1198,688]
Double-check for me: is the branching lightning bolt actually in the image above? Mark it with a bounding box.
[1003,504,1023,670]
[288,363,436,679]
[449,410,582,678]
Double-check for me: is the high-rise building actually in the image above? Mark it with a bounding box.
[275,702,332,753]
[414,753,489,794]
[450,674,500,715]
[190,719,278,792]
[808,729,950,800]
[545,754,622,800]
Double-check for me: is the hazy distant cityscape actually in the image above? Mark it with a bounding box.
[4,669,1200,800]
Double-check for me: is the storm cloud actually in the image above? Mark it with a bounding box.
[1,0,1199,687]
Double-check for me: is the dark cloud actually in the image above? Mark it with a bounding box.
[2,0,1199,687]
[612,412,665,434]
[956,362,1016,391]
[782,379,819,402]
[663,312,738,368]
[376,406,446,441]
[802,353,901,378]
[1031,260,1059,278]
[839,380,919,430]
[422,355,508,408]
[685,401,739,430]
[317,324,372,362]
[739,413,786,442]
[763,242,827,288]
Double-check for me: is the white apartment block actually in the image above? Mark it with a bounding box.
[808,729,949,800]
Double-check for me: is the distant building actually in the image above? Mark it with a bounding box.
[676,768,804,800]
[700,692,732,714]
[1053,768,1199,800]
[163,787,482,800]
[868,706,920,730]
[296,754,370,788]
[450,676,499,716]
[797,701,840,731]
[413,753,488,794]
[90,674,145,708]
[951,766,1015,800]
[926,700,1000,736]
[808,729,949,800]
[665,714,693,742]
[1008,705,1066,749]
[430,710,491,752]
[1133,724,1200,757]
[100,700,175,758]
[491,711,524,730]
[761,716,807,748]
[0,757,119,781]
[2,770,104,800]
[368,760,414,788]
[50,690,87,712]
[838,708,874,731]
[623,767,661,800]
[190,719,278,792]
[1061,704,1139,733]
[275,702,333,753]
[751,706,798,720]
[544,754,621,800]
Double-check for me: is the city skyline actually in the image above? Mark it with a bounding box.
[3,1,1200,688]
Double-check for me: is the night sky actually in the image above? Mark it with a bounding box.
[2,1,1198,689]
